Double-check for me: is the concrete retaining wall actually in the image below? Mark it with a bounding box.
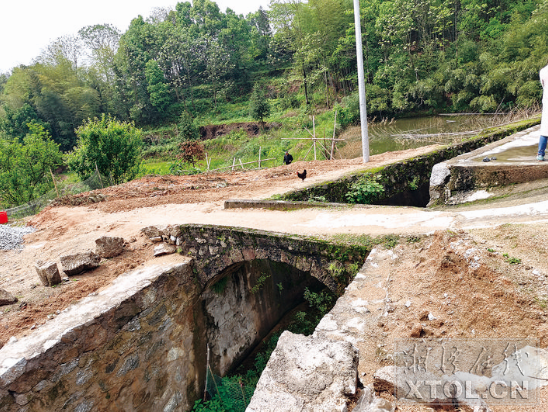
[281,118,540,206]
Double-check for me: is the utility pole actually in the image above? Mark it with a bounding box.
[353,0,370,162]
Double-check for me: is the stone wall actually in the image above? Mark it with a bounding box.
[0,260,205,412]
[1,224,370,412]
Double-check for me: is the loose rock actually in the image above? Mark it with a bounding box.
[95,236,125,258]
[60,251,100,276]
[34,260,62,286]
[0,224,35,250]
[0,288,17,306]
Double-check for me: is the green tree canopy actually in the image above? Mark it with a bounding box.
[68,114,143,184]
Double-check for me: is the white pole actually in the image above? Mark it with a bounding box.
[353,0,369,163]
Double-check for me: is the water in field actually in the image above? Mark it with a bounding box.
[335,114,511,158]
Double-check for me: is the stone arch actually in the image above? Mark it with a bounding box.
[174,224,370,293]
[200,259,326,376]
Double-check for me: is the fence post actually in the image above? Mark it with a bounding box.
[258,147,261,169]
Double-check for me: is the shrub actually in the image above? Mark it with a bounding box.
[67,114,143,185]
[345,176,385,204]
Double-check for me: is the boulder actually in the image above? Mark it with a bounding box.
[0,288,17,306]
[34,260,62,286]
[95,236,125,258]
[60,251,100,276]
[247,331,358,412]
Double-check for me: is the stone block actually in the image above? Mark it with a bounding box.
[247,331,358,412]
[34,261,62,287]
[0,288,17,306]
[60,251,100,276]
[154,244,177,257]
[95,236,125,258]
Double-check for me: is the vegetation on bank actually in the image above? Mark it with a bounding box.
[1,0,547,208]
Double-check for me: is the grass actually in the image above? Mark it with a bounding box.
[139,161,173,177]
[503,253,522,265]
[327,233,402,250]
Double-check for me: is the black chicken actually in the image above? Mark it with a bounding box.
[297,169,307,181]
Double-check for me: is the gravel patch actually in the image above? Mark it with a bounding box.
[0,224,35,250]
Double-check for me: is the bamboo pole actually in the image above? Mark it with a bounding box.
[205,153,211,171]
[303,143,314,161]
[231,158,236,171]
[204,344,210,401]
[313,116,317,161]
[239,159,245,169]
[281,137,344,141]
[205,158,276,173]
[95,162,103,189]
[258,147,261,169]
[331,111,338,160]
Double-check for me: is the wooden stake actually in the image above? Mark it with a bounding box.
[49,169,59,198]
[232,158,236,171]
[258,147,261,169]
[239,159,245,169]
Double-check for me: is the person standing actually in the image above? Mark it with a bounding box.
[538,61,548,161]
[283,151,293,165]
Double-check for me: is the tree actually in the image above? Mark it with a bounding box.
[0,104,49,140]
[178,111,200,140]
[249,84,270,126]
[145,59,172,112]
[68,114,143,185]
[0,123,63,207]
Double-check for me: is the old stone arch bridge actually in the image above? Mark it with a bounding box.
[143,223,371,293]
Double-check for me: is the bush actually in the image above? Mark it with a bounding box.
[345,176,385,204]
[67,114,143,185]
[0,123,63,207]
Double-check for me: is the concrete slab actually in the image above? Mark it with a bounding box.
[429,126,548,205]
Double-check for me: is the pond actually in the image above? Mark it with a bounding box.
[335,114,515,158]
